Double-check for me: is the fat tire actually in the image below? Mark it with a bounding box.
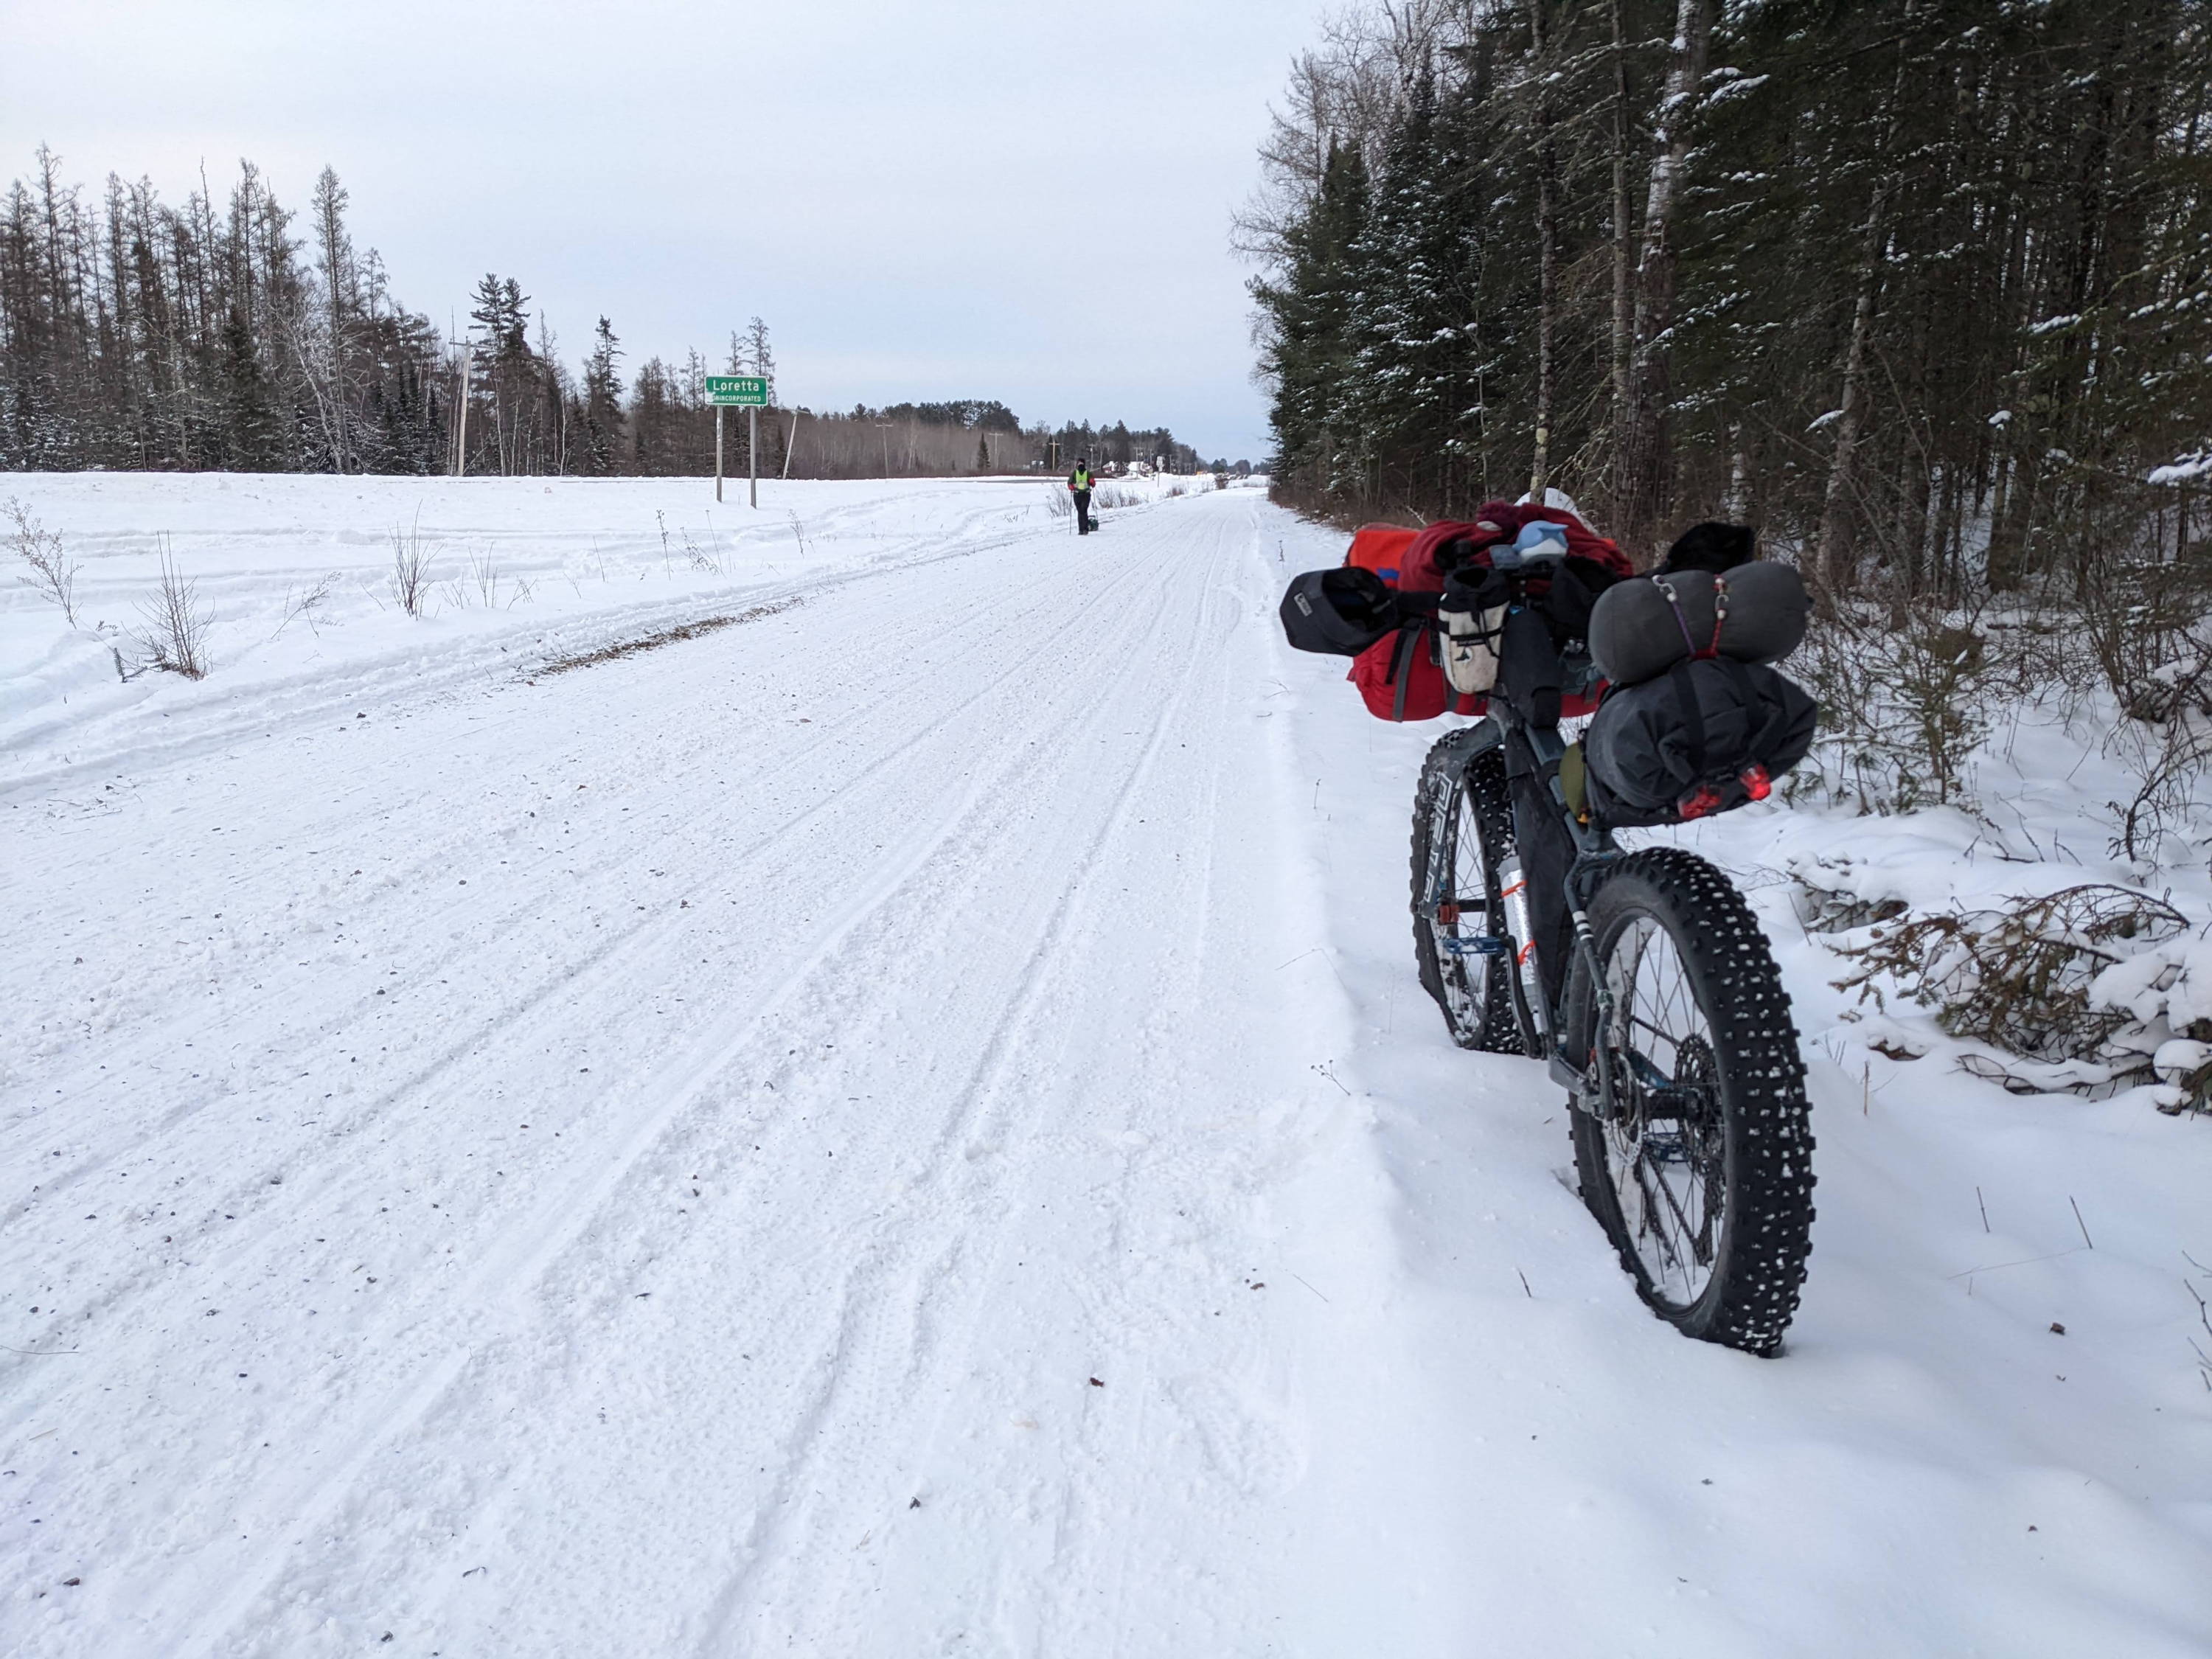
[1570,848,1815,1354]
[1409,730,1526,1052]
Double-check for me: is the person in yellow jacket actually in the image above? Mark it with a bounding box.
[1068,459,1096,535]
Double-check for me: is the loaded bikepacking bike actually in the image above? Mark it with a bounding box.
[1406,566,1816,1355]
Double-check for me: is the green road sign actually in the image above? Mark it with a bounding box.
[706,375,769,406]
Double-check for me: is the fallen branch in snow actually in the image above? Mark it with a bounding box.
[273,573,340,638]
[532,597,804,678]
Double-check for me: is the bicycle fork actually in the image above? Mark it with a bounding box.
[1548,895,1623,1120]
[1495,854,1550,1043]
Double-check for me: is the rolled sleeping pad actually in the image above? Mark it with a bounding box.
[1587,561,1810,687]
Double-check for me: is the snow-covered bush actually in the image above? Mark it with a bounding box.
[1828,883,2209,1113]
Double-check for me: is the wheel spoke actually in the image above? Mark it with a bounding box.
[1599,916,1725,1310]
[1432,772,1497,1029]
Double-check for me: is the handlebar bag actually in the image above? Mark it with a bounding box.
[1279,510,1634,725]
[1583,655,1818,828]
[1280,566,1400,657]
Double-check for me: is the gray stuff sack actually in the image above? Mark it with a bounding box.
[1587,563,1809,688]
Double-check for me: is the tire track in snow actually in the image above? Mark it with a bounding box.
[2,528,1164,1237]
[667,503,1310,1654]
[4,490,1306,1658]
[679,538,1226,1653]
[131,520,1200,1655]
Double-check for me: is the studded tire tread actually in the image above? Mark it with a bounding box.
[1570,847,1816,1355]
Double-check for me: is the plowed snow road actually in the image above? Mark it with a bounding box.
[7,481,2208,1658]
[4,489,1347,1655]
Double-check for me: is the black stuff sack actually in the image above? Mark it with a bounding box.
[1582,656,1817,827]
[1280,566,1400,657]
[1587,563,1809,689]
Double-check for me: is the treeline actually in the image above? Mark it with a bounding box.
[784,406,1203,479]
[1248,0,2212,592]
[0,148,1206,479]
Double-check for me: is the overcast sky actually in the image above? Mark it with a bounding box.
[2,0,1330,461]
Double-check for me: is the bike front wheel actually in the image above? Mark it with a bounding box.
[1570,849,1815,1354]
[1409,729,1534,1053]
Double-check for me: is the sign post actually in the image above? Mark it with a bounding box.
[706,375,770,507]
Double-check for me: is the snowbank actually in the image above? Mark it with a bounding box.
[0,472,1137,792]
[1265,512,2212,1655]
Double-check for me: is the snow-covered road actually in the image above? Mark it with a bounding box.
[6,484,1343,1654]
[5,480,2208,1655]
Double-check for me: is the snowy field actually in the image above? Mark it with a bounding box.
[3,474,2208,1655]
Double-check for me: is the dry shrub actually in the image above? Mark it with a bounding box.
[7,495,80,623]
[391,518,436,616]
[2081,557,2212,721]
[1790,596,1994,811]
[2073,561,2212,860]
[1794,876,1906,933]
[1832,883,2188,1062]
[681,528,720,574]
[132,538,213,678]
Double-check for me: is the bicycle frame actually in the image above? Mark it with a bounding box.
[1464,661,1630,1122]
[1412,583,1820,1351]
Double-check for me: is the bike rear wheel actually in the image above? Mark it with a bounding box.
[1409,729,1533,1053]
[1570,849,1815,1354]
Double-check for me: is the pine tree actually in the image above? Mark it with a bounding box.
[1247,0,2212,595]
[1250,137,1371,508]
[580,316,622,476]
[629,356,677,476]
[307,166,356,472]
[745,316,774,400]
[220,305,281,470]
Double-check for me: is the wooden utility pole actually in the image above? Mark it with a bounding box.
[451,343,473,477]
